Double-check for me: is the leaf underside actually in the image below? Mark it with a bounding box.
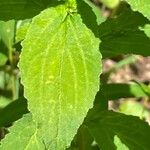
[0,0,64,20]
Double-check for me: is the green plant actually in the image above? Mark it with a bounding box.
[0,0,150,149]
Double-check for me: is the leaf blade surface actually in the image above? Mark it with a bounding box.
[0,114,44,150]
[86,110,150,150]
[19,4,101,149]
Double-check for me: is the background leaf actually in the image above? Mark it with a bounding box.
[0,20,15,64]
[141,24,150,38]
[99,8,150,58]
[114,136,129,150]
[0,54,7,66]
[0,97,28,127]
[0,20,15,50]
[99,82,150,100]
[126,0,150,20]
[86,110,150,150]
[0,0,64,20]
[16,20,31,43]
[82,0,106,25]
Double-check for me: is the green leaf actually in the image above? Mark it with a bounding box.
[0,20,15,50]
[0,114,45,150]
[76,0,99,37]
[82,0,106,25]
[0,30,7,66]
[0,0,64,20]
[141,24,150,37]
[0,96,11,109]
[126,0,150,20]
[114,136,129,150]
[0,53,7,66]
[99,8,150,58]
[68,124,94,150]
[0,97,28,127]
[19,4,101,149]
[0,20,15,63]
[99,82,150,100]
[86,110,150,150]
[16,20,31,43]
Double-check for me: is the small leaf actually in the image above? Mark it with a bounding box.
[0,20,15,63]
[16,21,31,43]
[141,24,150,37]
[0,97,28,127]
[76,0,100,37]
[99,83,150,100]
[0,53,7,66]
[82,0,106,25]
[86,110,150,150]
[0,97,11,109]
[0,0,64,20]
[114,136,129,150]
[19,4,102,149]
[0,114,44,150]
[0,20,15,50]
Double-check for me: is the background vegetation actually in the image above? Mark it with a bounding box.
[0,0,150,149]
